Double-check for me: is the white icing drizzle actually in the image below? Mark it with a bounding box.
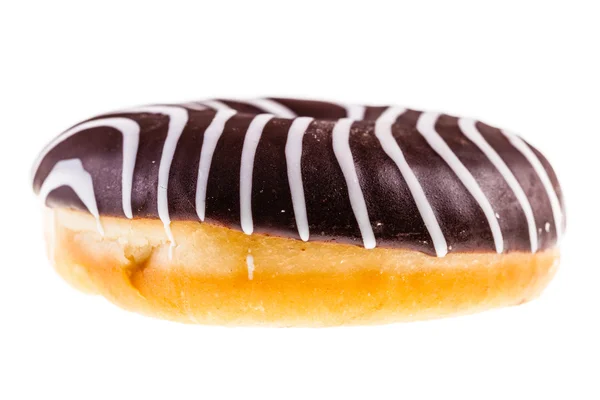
[417,112,504,253]
[502,130,563,241]
[285,117,314,241]
[195,110,237,221]
[240,114,275,234]
[375,107,448,257]
[181,102,208,111]
[332,118,376,249]
[459,119,538,252]
[197,100,233,111]
[39,159,103,235]
[32,118,140,219]
[344,104,366,120]
[124,106,189,256]
[239,99,296,118]
[246,254,255,280]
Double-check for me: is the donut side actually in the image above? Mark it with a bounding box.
[46,208,559,326]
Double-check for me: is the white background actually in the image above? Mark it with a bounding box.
[1,1,599,399]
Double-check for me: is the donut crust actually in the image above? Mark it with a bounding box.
[44,208,559,326]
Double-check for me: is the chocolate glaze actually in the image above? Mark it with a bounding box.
[32,98,565,256]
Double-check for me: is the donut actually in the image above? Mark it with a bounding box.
[31,98,565,326]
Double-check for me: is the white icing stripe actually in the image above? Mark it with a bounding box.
[40,159,103,235]
[240,114,275,234]
[285,117,314,241]
[196,110,237,221]
[378,106,405,122]
[182,102,209,111]
[32,118,140,219]
[344,104,366,120]
[246,254,255,280]
[332,118,376,249]
[502,130,563,241]
[459,119,538,252]
[198,100,233,111]
[125,106,189,255]
[240,99,296,118]
[375,107,448,257]
[417,112,504,253]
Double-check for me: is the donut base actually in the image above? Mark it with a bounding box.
[43,208,559,326]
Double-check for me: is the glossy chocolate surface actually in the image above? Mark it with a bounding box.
[32,98,565,256]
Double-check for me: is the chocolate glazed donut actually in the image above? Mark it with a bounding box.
[31,98,565,326]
